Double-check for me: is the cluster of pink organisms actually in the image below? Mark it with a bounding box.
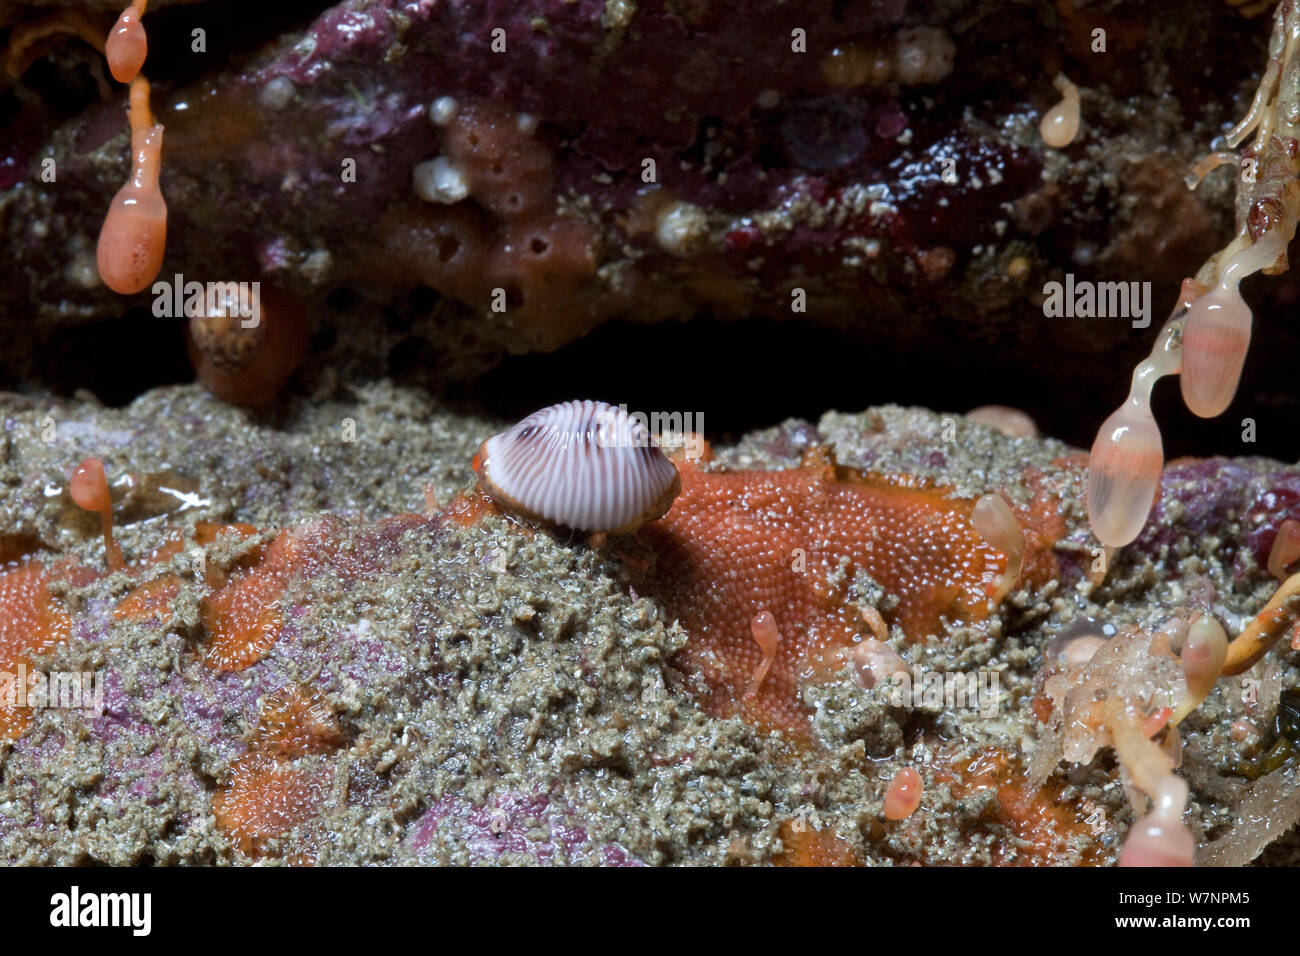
[1071,1,1300,867]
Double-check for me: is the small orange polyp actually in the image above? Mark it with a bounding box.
[105,7,146,83]
[69,457,112,514]
[70,456,124,572]
[884,767,923,820]
[744,610,780,698]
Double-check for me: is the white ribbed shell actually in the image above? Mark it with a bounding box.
[476,400,681,533]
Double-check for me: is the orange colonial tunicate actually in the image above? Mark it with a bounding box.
[442,487,496,528]
[212,752,328,859]
[112,522,253,622]
[213,684,344,860]
[249,686,345,758]
[115,516,405,668]
[200,527,295,672]
[97,77,166,295]
[199,517,394,672]
[934,748,1102,866]
[112,575,179,621]
[0,561,72,742]
[772,820,861,866]
[637,457,1060,733]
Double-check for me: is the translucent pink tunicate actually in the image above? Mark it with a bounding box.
[1179,285,1252,418]
[1180,616,1228,702]
[1087,404,1163,547]
[1180,231,1286,419]
[1268,519,1300,581]
[971,492,1024,601]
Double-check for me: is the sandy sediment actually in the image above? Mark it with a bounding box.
[0,386,1295,865]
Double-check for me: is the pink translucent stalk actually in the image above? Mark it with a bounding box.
[97,78,166,295]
